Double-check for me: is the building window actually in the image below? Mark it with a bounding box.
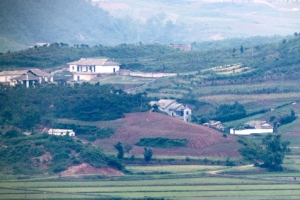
[186,111,189,115]
[72,66,74,70]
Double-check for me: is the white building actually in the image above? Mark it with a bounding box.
[230,120,273,135]
[48,129,75,137]
[0,69,53,88]
[150,99,192,122]
[68,58,120,81]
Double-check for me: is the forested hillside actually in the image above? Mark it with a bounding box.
[0,83,149,131]
[0,0,139,52]
[1,35,299,80]
[1,0,299,52]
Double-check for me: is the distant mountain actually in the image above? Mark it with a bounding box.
[0,0,299,52]
[0,0,140,52]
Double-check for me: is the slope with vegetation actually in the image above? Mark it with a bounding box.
[0,83,149,131]
[0,132,123,175]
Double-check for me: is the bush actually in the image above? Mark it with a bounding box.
[136,137,187,148]
[107,156,124,170]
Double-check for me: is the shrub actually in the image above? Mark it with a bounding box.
[144,147,153,162]
[136,137,187,148]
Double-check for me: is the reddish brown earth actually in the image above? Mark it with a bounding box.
[61,163,123,176]
[94,112,241,157]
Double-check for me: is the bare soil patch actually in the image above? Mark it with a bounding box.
[61,163,123,176]
[94,112,241,157]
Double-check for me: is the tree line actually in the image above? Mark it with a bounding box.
[0,83,150,131]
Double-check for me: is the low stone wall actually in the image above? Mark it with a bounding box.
[118,70,176,78]
[230,128,273,135]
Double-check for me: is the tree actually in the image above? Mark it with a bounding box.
[239,134,290,171]
[280,109,297,125]
[124,144,133,157]
[240,45,244,53]
[114,142,124,159]
[144,147,153,162]
[232,47,236,53]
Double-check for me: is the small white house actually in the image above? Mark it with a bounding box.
[48,129,75,137]
[150,99,192,122]
[68,58,120,81]
[230,120,273,136]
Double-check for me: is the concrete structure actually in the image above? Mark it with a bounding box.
[48,129,75,137]
[0,69,53,88]
[150,99,192,122]
[170,44,192,52]
[68,58,120,81]
[203,121,226,131]
[230,120,273,135]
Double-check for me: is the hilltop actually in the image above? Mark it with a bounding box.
[60,112,241,157]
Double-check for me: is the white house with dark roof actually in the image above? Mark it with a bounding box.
[0,69,53,88]
[150,99,192,122]
[68,58,120,81]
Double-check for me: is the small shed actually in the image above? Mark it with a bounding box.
[48,129,75,137]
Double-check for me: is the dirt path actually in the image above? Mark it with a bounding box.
[206,164,254,175]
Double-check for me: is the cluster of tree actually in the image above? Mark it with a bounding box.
[114,141,152,162]
[214,102,246,122]
[0,83,150,131]
[279,110,297,125]
[238,134,290,171]
[0,132,123,174]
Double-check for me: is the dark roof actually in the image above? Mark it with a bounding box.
[11,73,39,81]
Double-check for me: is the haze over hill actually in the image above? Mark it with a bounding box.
[0,0,299,52]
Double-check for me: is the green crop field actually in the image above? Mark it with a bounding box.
[1,164,300,200]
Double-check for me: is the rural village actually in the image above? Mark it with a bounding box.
[1,0,300,199]
[0,56,277,137]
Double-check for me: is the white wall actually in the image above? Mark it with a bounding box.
[69,65,77,72]
[95,65,120,73]
[230,128,273,135]
[48,129,75,136]
[183,108,192,122]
